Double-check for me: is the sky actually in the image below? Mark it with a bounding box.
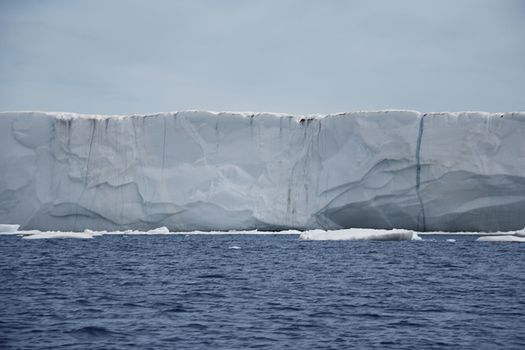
[0,0,524,115]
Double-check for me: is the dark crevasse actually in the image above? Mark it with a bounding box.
[415,113,426,231]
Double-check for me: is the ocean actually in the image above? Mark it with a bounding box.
[1,234,525,349]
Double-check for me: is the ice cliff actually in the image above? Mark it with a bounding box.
[1,110,524,232]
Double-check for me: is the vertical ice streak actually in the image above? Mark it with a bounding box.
[415,113,426,231]
[74,119,97,231]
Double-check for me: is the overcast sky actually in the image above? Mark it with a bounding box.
[1,0,524,115]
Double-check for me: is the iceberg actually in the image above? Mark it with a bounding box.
[299,228,419,241]
[0,110,524,232]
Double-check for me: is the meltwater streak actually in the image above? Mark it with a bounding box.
[1,234,525,349]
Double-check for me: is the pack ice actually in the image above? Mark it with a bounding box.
[0,110,524,232]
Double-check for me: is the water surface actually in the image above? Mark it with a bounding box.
[1,234,524,349]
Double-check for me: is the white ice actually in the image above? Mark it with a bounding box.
[8,227,525,242]
[83,226,171,235]
[14,227,301,239]
[0,224,20,233]
[1,110,524,232]
[299,228,420,241]
[22,231,94,239]
[476,235,525,243]
[419,228,525,236]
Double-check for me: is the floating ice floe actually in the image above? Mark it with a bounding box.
[476,235,525,243]
[299,228,420,241]
[177,229,300,235]
[20,227,170,239]
[22,231,94,240]
[0,224,20,233]
[84,226,171,235]
[82,227,294,235]
[419,227,525,236]
[146,226,170,234]
[514,229,525,237]
[228,246,241,249]
[14,227,300,239]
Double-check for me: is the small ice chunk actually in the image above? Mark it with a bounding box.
[299,228,419,241]
[0,224,20,233]
[22,231,94,240]
[476,235,525,243]
[228,245,241,249]
[83,229,103,237]
[146,226,170,234]
[515,228,525,237]
[446,239,456,242]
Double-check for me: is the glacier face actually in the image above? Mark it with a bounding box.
[0,110,524,232]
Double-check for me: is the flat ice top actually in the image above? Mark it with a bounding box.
[2,110,521,121]
[0,109,416,120]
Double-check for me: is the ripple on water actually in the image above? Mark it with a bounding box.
[196,273,227,279]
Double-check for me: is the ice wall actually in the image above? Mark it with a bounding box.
[0,110,523,232]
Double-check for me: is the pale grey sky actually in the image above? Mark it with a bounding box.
[1,0,524,114]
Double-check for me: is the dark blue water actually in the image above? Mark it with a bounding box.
[1,234,525,349]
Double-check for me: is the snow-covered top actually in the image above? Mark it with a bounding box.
[0,109,418,120]
[0,110,417,124]
[4,109,521,121]
[1,109,524,123]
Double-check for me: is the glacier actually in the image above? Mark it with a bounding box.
[0,110,524,232]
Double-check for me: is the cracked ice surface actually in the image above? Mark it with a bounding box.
[0,110,524,232]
